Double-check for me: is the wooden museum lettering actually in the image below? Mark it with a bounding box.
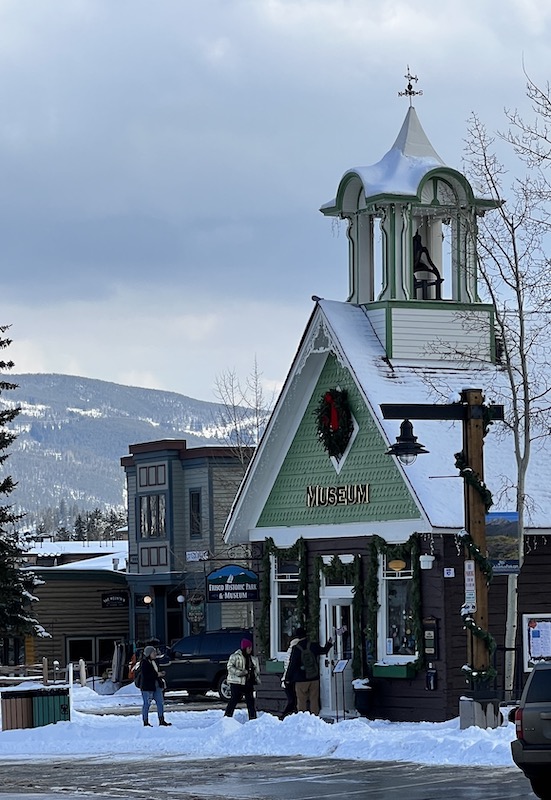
[306,483,369,507]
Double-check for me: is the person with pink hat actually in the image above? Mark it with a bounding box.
[223,637,260,720]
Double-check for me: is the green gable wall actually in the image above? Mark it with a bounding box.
[257,355,421,527]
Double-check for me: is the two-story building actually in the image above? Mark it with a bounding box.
[121,439,252,647]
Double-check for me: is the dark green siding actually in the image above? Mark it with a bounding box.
[257,355,421,527]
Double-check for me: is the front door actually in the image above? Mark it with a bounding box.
[319,595,355,718]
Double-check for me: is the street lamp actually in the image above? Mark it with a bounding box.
[385,419,429,465]
[381,388,504,683]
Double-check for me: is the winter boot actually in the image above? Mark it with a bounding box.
[159,717,172,726]
[143,720,152,727]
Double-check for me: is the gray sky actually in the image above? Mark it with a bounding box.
[2,0,551,401]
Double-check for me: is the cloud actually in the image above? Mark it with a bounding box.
[0,0,548,400]
[5,285,312,401]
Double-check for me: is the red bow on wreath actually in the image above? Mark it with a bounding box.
[323,392,339,431]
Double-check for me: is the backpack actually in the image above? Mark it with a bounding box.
[299,642,318,680]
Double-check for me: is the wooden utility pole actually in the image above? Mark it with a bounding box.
[462,389,489,673]
[381,389,503,680]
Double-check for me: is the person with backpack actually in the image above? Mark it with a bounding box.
[286,626,332,716]
[136,645,172,727]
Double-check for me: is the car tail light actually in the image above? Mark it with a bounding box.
[515,707,524,739]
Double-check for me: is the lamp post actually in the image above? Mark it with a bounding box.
[381,388,504,681]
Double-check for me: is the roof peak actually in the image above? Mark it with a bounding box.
[390,106,444,164]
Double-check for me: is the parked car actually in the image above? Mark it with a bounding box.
[162,628,252,700]
[511,662,551,800]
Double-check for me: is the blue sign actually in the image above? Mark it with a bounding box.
[206,564,259,602]
[490,559,520,575]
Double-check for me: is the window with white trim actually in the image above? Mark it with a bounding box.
[272,556,300,656]
[380,552,417,661]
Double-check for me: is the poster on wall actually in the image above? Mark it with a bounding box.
[523,614,551,671]
[206,565,259,602]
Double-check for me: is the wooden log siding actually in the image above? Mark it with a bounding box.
[30,576,130,668]
[517,538,551,682]
[252,533,508,722]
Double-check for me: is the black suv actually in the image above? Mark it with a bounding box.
[511,662,551,799]
[162,628,252,700]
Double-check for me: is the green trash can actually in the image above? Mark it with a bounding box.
[31,688,71,727]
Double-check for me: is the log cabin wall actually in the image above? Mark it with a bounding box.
[30,573,129,673]
[252,533,495,722]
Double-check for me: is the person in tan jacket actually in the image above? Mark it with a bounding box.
[223,638,260,720]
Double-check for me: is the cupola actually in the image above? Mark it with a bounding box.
[320,71,500,365]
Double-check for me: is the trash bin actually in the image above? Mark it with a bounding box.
[354,687,373,717]
[1,687,70,731]
[32,687,70,727]
[1,690,34,731]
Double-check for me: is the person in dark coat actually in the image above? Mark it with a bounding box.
[285,627,332,716]
[137,645,172,727]
[279,635,299,720]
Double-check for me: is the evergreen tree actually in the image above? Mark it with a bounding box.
[74,513,86,541]
[0,326,41,637]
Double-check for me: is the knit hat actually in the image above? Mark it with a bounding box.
[241,638,253,650]
[294,627,306,639]
[143,645,157,657]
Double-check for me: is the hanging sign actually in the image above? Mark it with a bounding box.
[206,565,259,602]
[101,592,128,608]
[490,559,520,575]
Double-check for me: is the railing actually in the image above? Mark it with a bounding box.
[0,658,89,687]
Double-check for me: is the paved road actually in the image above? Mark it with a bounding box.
[0,755,536,800]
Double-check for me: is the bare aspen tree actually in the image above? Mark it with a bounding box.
[213,357,275,468]
[461,82,551,696]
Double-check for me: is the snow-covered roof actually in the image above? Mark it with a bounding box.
[25,540,128,572]
[321,107,447,209]
[25,540,128,558]
[225,298,551,543]
[318,299,551,529]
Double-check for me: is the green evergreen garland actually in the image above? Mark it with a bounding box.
[455,528,497,684]
[455,528,493,585]
[454,450,494,512]
[259,537,307,656]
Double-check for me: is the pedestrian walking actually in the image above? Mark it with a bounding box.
[224,638,260,720]
[286,627,332,716]
[136,645,172,727]
[279,636,299,719]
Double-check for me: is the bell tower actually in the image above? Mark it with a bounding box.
[320,70,499,364]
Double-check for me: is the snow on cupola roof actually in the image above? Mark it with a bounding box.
[320,105,449,212]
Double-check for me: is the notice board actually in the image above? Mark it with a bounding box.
[523,614,551,671]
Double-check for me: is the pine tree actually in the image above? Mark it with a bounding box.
[0,326,40,638]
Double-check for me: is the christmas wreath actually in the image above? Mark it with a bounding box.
[314,388,354,458]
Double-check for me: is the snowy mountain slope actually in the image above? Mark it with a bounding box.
[0,373,230,514]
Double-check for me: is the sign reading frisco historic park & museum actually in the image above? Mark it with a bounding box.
[206,565,259,602]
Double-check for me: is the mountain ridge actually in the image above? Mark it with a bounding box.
[0,373,230,515]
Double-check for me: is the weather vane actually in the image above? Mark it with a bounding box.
[398,66,423,107]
